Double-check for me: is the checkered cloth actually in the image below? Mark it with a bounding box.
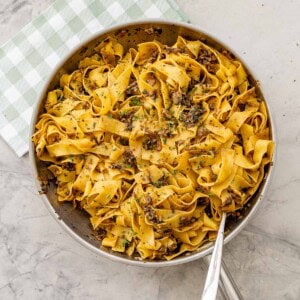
[0,0,188,157]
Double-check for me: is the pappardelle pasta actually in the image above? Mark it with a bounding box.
[33,35,273,260]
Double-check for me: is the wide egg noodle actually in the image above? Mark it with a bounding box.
[33,35,274,260]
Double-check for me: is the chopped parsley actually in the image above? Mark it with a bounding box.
[122,239,130,247]
[152,175,168,188]
[129,97,141,106]
[135,197,141,204]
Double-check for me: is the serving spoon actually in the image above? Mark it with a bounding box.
[202,213,227,300]
[202,256,243,300]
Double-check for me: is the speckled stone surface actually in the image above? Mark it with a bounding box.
[0,0,299,299]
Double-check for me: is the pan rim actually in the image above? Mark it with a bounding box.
[29,19,276,267]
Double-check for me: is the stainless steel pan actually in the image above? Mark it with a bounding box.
[29,20,275,269]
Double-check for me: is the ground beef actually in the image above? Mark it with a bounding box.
[143,205,161,224]
[115,29,128,38]
[158,126,173,138]
[197,126,210,139]
[160,53,166,59]
[238,103,246,111]
[226,188,242,204]
[126,80,139,96]
[119,137,129,146]
[148,51,158,64]
[171,90,192,107]
[144,27,163,35]
[148,89,157,99]
[179,105,205,127]
[197,48,218,73]
[119,111,135,131]
[143,133,162,151]
[223,198,233,207]
[146,73,156,85]
[188,78,200,92]
[204,205,212,218]
[236,134,243,146]
[94,229,107,241]
[123,150,137,168]
[110,163,122,170]
[197,197,209,206]
[62,162,75,171]
[38,180,49,194]
[144,27,154,34]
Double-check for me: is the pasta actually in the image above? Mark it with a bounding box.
[33,35,274,260]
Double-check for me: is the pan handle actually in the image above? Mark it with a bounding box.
[202,256,243,300]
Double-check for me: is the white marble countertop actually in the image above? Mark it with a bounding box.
[0,0,299,299]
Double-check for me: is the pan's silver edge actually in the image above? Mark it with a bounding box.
[29,19,276,267]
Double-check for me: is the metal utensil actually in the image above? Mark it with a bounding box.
[202,213,227,300]
[202,257,243,300]
[219,260,243,300]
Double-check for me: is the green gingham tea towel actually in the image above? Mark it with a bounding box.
[0,0,188,157]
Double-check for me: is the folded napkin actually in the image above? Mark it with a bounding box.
[0,0,188,157]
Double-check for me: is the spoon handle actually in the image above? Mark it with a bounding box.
[202,258,243,300]
[202,213,227,300]
[219,260,243,300]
